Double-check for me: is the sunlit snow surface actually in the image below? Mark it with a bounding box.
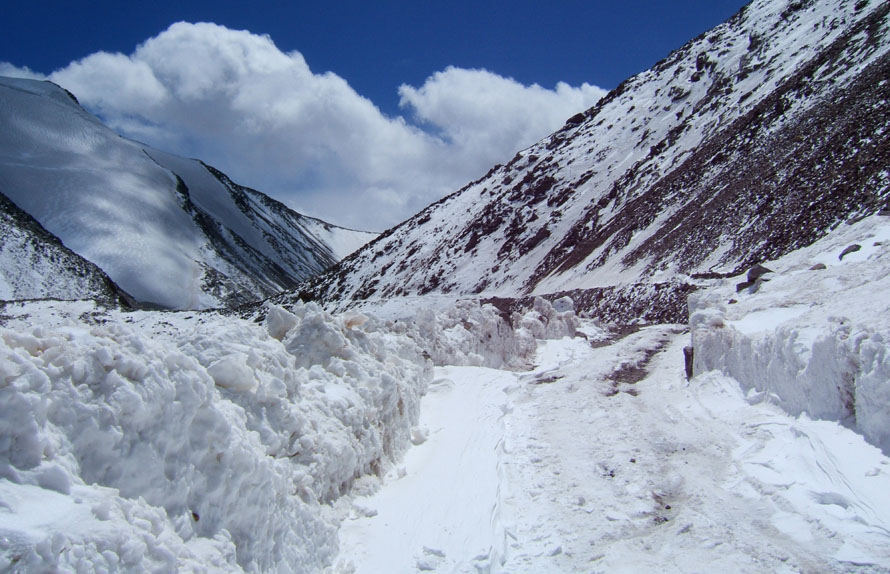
[1,279,889,571]
[1,220,890,572]
[692,214,890,453]
[332,217,890,572]
[336,327,890,573]
[0,297,575,571]
[0,300,431,572]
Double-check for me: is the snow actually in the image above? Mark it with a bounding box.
[2,3,888,570]
[0,78,204,308]
[0,299,431,572]
[3,8,890,566]
[0,295,579,572]
[1,268,889,571]
[0,192,125,304]
[300,218,377,261]
[409,297,579,369]
[335,325,890,573]
[0,76,375,309]
[731,304,810,336]
[336,368,511,573]
[691,214,890,453]
[0,223,101,302]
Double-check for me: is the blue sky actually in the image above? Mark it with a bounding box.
[2,1,748,229]
[3,1,747,115]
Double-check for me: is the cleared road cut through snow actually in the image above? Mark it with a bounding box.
[335,324,890,573]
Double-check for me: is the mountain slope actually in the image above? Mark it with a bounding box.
[301,0,890,319]
[0,190,132,305]
[0,77,375,309]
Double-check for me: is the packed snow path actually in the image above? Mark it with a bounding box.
[337,367,512,572]
[335,324,890,573]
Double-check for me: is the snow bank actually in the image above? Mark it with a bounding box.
[0,299,431,572]
[0,294,580,571]
[404,297,578,369]
[690,215,890,453]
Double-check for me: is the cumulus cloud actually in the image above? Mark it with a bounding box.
[399,67,603,159]
[2,23,606,230]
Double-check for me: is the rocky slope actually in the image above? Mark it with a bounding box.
[0,77,375,309]
[300,0,890,321]
[0,191,132,306]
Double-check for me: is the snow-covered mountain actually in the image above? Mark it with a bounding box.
[0,76,375,309]
[302,0,890,320]
[0,190,132,305]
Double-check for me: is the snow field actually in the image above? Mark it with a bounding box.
[0,295,577,572]
[2,248,889,572]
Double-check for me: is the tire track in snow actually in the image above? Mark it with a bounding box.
[334,366,517,573]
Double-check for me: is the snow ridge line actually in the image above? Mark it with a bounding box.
[489,397,513,572]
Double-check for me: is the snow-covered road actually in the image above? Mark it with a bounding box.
[336,366,515,572]
[335,324,890,573]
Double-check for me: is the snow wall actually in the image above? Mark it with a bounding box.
[689,215,890,454]
[407,296,579,370]
[0,296,577,572]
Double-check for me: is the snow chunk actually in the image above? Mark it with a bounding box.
[264,303,298,341]
[207,354,256,391]
[409,427,428,445]
[36,465,71,495]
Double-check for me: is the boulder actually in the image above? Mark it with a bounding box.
[747,264,774,282]
[839,244,861,260]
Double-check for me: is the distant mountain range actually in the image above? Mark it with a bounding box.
[0,76,375,309]
[297,0,890,322]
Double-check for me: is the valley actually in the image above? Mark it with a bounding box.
[0,0,889,571]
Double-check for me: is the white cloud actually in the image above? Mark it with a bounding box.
[2,22,605,230]
[0,63,43,79]
[399,66,604,158]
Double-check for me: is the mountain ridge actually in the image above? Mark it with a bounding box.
[0,77,375,309]
[295,0,890,321]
